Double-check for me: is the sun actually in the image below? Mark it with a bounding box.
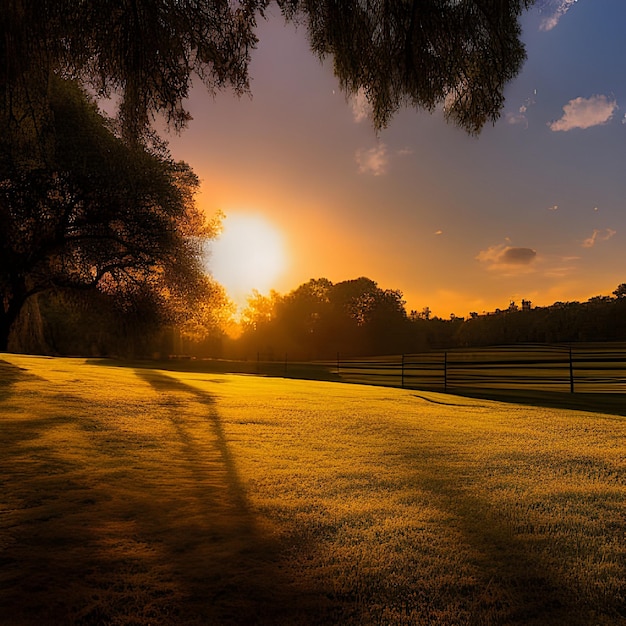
[207,213,287,308]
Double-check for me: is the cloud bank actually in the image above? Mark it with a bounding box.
[549,95,618,131]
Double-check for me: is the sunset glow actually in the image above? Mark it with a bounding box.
[207,213,287,309]
[169,2,626,318]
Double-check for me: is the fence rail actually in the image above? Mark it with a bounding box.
[169,343,626,395]
[321,343,626,393]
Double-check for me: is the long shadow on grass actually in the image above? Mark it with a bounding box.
[131,369,326,624]
[135,368,251,523]
[410,447,620,625]
[0,358,36,402]
[0,366,327,625]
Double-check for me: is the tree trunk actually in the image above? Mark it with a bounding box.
[0,292,27,353]
[0,315,12,352]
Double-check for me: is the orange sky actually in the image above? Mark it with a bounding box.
[161,4,626,319]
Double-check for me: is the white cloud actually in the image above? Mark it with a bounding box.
[549,95,618,132]
[355,144,388,176]
[582,228,616,248]
[350,88,371,123]
[539,0,578,32]
[548,204,559,211]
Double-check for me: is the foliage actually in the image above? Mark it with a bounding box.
[237,276,417,359]
[2,0,534,141]
[231,279,626,360]
[0,0,258,142]
[282,0,534,133]
[0,77,215,353]
[456,294,626,347]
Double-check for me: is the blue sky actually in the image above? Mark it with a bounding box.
[164,0,626,317]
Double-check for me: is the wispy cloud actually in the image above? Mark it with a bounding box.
[506,90,537,127]
[543,258,580,278]
[477,244,537,272]
[582,228,616,248]
[548,204,559,211]
[539,0,579,32]
[350,88,371,123]
[549,95,618,132]
[355,144,388,176]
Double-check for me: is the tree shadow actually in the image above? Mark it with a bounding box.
[0,368,331,625]
[0,358,39,402]
[405,445,620,625]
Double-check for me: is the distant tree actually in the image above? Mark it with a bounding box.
[613,284,626,299]
[234,277,416,359]
[241,289,282,332]
[179,277,236,347]
[0,78,214,352]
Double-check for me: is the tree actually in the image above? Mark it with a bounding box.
[2,0,534,142]
[283,0,533,134]
[1,0,258,144]
[233,277,414,359]
[0,77,214,352]
[613,284,626,299]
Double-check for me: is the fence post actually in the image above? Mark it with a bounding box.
[569,346,575,393]
[444,351,448,392]
[401,354,405,389]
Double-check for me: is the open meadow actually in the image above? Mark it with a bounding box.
[1,354,625,625]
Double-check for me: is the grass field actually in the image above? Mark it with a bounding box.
[1,354,625,625]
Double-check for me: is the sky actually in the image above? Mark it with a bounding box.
[162,0,626,318]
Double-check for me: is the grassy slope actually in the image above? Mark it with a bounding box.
[0,354,625,625]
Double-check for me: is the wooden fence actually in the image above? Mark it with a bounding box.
[320,343,626,394]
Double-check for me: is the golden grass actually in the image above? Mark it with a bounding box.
[0,354,625,625]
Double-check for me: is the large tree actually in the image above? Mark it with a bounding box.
[237,277,413,359]
[2,0,534,142]
[0,77,214,351]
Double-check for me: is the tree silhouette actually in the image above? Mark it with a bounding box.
[0,78,213,352]
[2,0,534,141]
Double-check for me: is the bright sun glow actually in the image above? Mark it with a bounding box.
[207,213,287,308]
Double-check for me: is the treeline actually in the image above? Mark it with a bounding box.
[9,276,626,360]
[457,291,626,347]
[223,278,626,361]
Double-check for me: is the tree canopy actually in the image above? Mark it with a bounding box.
[0,77,215,351]
[237,277,413,359]
[2,0,535,141]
